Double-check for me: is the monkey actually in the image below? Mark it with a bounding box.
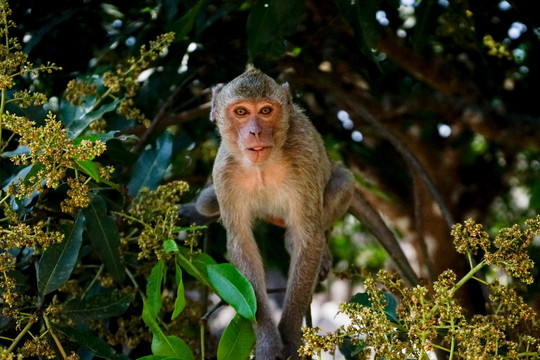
[180,66,355,359]
[179,66,422,359]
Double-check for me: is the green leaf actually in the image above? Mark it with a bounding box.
[166,0,209,41]
[54,324,128,360]
[164,239,180,253]
[74,131,118,145]
[175,247,216,287]
[207,264,257,320]
[127,131,173,196]
[59,97,89,129]
[83,195,125,283]
[350,291,400,324]
[217,313,255,360]
[75,159,100,182]
[147,260,165,319]
[172,263,186,319]
[339,336,367,360]
[152,335,194,359]
[64,291,133,321]
[67,98,122,138]
[142,301,195,360]
[37,213,85,296]
[247,0,305,60]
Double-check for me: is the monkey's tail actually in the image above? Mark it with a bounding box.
[349,188,419,286]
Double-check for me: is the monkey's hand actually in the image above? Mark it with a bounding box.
[178,184,221,226]
[177,203,218,226]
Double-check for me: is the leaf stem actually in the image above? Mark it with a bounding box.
[44,315,67,359]
[200,324,205,360]
[429,259,485,317]
[81,265,104,300]
[125,267,147,302]
[7,317,34,352]
[430,342,450,352]
[450,259,486,295]
[113,211,153,230]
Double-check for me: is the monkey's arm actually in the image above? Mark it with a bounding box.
[179,173,419,285]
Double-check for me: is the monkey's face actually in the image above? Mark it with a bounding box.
[225,100,281,164]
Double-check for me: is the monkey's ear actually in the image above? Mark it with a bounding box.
[281,82,293,104]
[210,84,224,122]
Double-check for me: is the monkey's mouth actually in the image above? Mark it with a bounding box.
[245,146,272,163]
[247,146,271,152]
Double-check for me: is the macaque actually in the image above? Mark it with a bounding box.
[180,66,354,359]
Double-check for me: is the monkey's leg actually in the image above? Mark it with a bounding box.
[224,218,284,359]
[323,163,354,230]
[279,225,326,359]
[318,163,355,280]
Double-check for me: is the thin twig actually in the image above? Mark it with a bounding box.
[200,299,225,325]
[122,103,211,137]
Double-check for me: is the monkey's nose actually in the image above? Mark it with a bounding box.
[249,129,262,141]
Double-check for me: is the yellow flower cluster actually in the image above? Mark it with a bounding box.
[65,79,97,106]
[3,112,106,212]
[0,346,24,360]
[123,180,191,260]
[61,176,91,213]
[11,90,48,108]
[483,34,513,60]
[21,338,55,359]
[301,217,540,359]
[101,32,175,125]
[0,223,63,250]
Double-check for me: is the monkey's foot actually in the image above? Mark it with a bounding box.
[256,328,285,360]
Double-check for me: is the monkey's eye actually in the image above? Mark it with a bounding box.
[260,106,272,115]
[234,107,248,116]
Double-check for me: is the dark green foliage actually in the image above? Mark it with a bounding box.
[247,0,305,61]
[83,195,125,283]
[37,213,85,296]
[127,131,174,196]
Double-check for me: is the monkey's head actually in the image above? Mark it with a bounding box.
[210,66,292,165]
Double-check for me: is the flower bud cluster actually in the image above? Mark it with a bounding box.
[301,217,540,359]
[3,112,106,212]
[101,32,175,126]
[124,181,191,260]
